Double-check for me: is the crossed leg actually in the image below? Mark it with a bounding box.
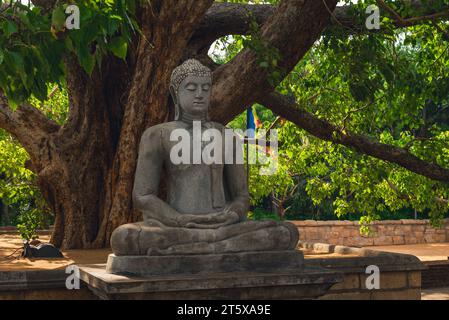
[110,219,299,256]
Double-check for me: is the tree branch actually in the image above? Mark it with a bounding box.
[377,0,449,28]
[386,178,449,205]
[259,91,449,183]
[0,91,60,171]
[30,0,57,13]
[210,0,338,123]
[0,91,60,140]
[192,0,449,51]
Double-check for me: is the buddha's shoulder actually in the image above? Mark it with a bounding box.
[141,122,182,140]
[208,121,227,131]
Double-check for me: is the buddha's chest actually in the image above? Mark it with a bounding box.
[165,162,227,212]
[162,126,230,166]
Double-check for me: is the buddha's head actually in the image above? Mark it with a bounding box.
[170,59,212,120]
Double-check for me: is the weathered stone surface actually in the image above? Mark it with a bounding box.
[0,269,67,291]
[370,288,421,300]
[408,271,421,288]
[349,229,361,237]
[305,229,320,241]
[80,264,343,300]
[411,225,425,232]
[392,236,405,245]
[319,291,372,300]
[333,221,356,226]
[294,219,449,247]
[373,236,394,246]
[303,220,318,225]
[333,245,361,255]
[106,250,305,276]
[404,235,419,244]
[401,219,424,225]
[329,274,360,291]
[425,234,446,243]
[328,231,339,238]
[379,272,408,289]
[356,237,374,246]
[312,243,334,254]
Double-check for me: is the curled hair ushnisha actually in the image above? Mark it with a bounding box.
[170,59,212,92]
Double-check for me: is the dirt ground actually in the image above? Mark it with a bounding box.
[0,233,111,271]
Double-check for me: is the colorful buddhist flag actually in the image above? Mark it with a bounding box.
[246,107,256,138]
[253,107,263,129]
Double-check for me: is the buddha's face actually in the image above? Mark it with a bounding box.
[175,75,211,117]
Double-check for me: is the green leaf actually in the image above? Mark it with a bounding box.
[65,37,74,52]
[51,6,66,31]
[259,61,269,68]
[78,51,95,75]
[109,36,128,60]
[3,21,18,38]
[76,43,96,75]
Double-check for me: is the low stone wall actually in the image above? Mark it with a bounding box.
[301,242,426,300]
[292,219,449,247]
[0,226,52,235]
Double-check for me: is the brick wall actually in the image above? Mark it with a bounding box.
[0,226,52,235]
[292,219,449,247]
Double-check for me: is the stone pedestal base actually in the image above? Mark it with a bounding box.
[106,251,304,276]
[79,264,342,300]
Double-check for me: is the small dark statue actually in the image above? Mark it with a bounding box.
[22,240,63,258]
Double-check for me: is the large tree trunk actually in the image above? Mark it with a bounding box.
[34,0,215,249]
[35,58,118,248]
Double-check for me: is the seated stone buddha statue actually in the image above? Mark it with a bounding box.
[110,59,299,257]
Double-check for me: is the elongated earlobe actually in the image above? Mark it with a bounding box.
[169,85,178,106]
[169,85,181,120]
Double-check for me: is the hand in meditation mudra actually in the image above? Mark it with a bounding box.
[111,59,299,256]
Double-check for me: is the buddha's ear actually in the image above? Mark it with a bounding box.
[169,85,178,106]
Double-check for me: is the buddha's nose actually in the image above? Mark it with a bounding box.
[195,87,205,98]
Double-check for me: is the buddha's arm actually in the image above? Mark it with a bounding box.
[224,162,250,221]
[133,127,227,228]
[133,127,181,227]
[224,131,250,222]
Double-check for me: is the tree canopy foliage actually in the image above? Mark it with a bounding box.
[0,0,449,245]
[219,0,449,227]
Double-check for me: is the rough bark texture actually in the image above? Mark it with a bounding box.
[194,0,449,47]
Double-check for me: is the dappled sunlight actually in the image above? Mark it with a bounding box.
[368,243,449,261]
[0,233,111,271]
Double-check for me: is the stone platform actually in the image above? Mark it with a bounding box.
[106,251,304,276]
[79,263,342,300]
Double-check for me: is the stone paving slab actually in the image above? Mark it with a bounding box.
[421,287,449,300]
[366,243,449,262]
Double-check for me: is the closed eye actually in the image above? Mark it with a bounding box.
[185,83,197,91]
